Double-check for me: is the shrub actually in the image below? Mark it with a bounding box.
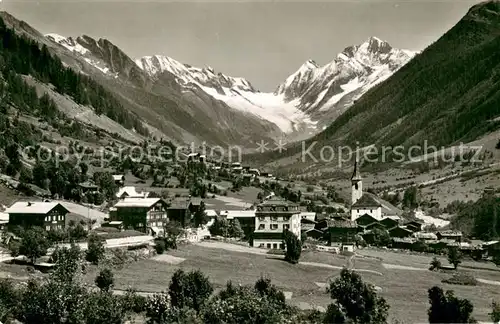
[442,272,478,286]
[86,233,105,265]
[154,240,165,255]
[428,286,474,323]
[95,268,114,292]
[284,231,302,264]
[429,257,442,271]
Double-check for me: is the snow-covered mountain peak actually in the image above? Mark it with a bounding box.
[45,33,126,77]
[273,36,416,126]
[135,55,255,92]
[46,33,89,55]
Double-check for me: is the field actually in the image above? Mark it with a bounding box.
[79,242,500,322]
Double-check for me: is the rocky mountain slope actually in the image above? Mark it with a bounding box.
[0,10,415,149]
[253,0,500,167]
[133,38,415,139]
[274,37,416,129]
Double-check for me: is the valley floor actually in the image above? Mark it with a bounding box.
[77,242,500,323]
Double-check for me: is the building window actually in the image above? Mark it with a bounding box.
[370,210,372,213]
[271,224,278,230]
[273,243,278,249]
[283,224,290,230]
[258,224,265,230]
[271,216,278,221]
[259,216,265,221]
[267,243,271,248]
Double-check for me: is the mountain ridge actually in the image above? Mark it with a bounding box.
[251,0,500,168]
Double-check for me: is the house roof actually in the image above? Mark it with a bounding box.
[299,212,316,221]
[356,213,379,223]
[259,197,297,207]
[78,181,98,189]
[382,216,400,221]
[168,198,191,210]
[112,175,124,181]
[351,160,361,181]
[306,228,324,234]
[116,186,147,198]
[413,232,438,240]
[6,201,68,215]
[221,210,256,219]
[205,209,218,217]
[301,218,317,224]
[327,219,358,228]
[114,198,162,208]
[353,192,402,216]
[389,226,414,234]
[352,194,382,208]
[437,230,462,237]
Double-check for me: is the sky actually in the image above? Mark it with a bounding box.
[0,0,484,91]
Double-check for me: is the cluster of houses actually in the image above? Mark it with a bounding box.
[185,152,273,180]
[1,163,498,260]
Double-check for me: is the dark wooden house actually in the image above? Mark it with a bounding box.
[113,198,169,235]
[380,217,399,230]
[167,198,193,227]
[326,218,358,245]
[388,226,413,238]
[6,201,69,231]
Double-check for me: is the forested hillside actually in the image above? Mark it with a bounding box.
[255,1,500,165]
[451,195,500,240]
[0,16,149,137]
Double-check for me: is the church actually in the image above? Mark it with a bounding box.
[350,160,384,221]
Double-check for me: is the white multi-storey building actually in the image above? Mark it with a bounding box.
[252,198,301,249]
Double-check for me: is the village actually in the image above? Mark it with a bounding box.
[1,154,498,267]
[0,150,498,323]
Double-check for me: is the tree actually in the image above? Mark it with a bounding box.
[254,276,286,306]
[19,167,33,184]
[52,244,83,284]
[154,239,166,254]
[403,186,419,209]
[202,279,294,324]
[326,268,389,324]
[283,231,302,264]
[86,233,105,264]
[490,300,500,323]
[68,224,87,241]
[192,201,208,228]
[164,221,183,250]
[369,228,391,247]
[428,286,474,323]
[93,171,118,200]
[209,217,230,237]
[168,269,213,312]
[229,219,244,238]
[448,247,462,269]
[95,268,114,292]
[429,257,442,271]
[84,291,126,324]
[19,227,51,264]
[493,252,500,266]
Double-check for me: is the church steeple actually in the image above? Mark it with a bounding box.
[351,158,362,205]
[351,159,362,181]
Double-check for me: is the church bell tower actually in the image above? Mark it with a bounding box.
[351,159,362,205]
